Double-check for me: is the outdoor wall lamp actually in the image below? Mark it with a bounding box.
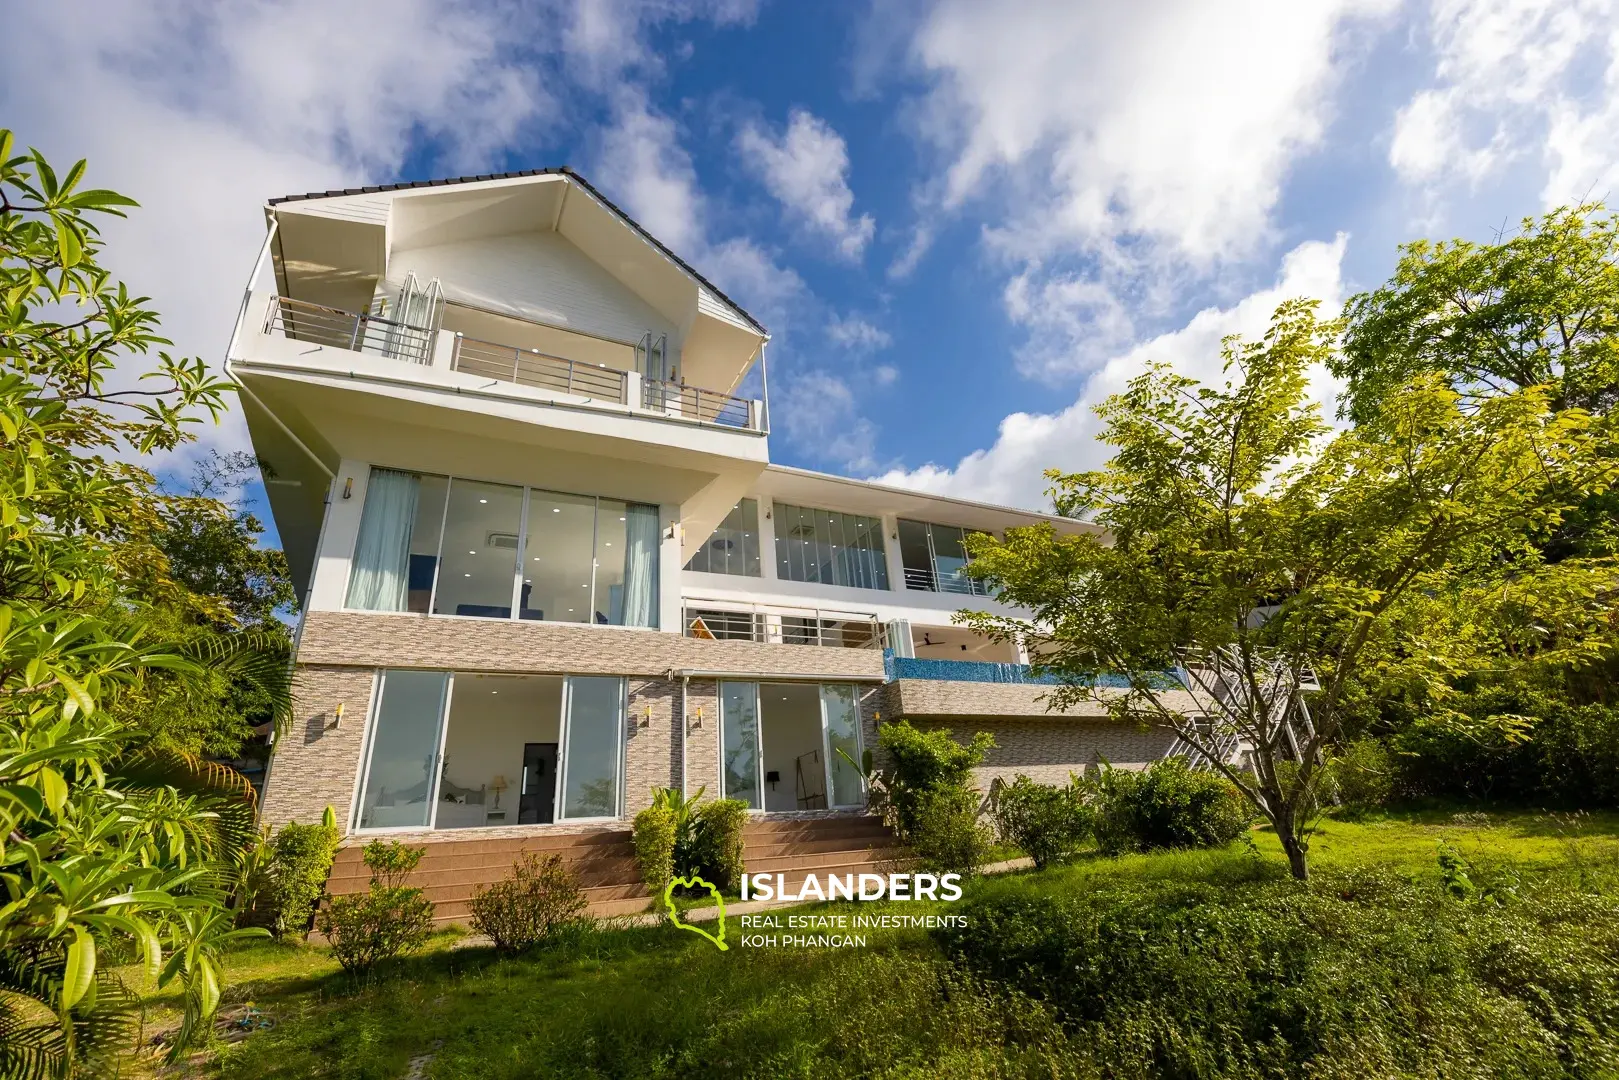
[638,703,652,728]
[342,477,353,499]
[327,702,345,730]
[691,706,704,730]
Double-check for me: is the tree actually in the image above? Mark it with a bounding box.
[959,300,1616,880]
[0,131,271,1076]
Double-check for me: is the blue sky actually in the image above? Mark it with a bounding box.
[7,0,1619,533]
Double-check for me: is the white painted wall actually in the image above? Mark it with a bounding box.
[390,231,679,353]
[308,458,371,612]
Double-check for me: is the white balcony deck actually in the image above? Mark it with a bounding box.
[241,292,766,439]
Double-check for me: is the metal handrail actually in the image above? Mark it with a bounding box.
[902,564,989,596]
[643,378,757,430]
[451,334,628,405]
[682,600,882,649]
[264,295,434,364]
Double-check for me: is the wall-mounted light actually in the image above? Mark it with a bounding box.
[764,508,771,520]
[327,702,345,730]
[637,703,652,728]
[691,706,704,730]
[342,477,353,500]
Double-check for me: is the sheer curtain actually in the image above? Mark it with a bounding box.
[346,468,421,611]
[621,503,660,628]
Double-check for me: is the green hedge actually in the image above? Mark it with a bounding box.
[1092,758,1253,854]
[632,801,676,899]
[265,819,342,940]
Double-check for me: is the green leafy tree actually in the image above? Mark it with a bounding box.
[0,131,272,1076]
[960,300,1616,880]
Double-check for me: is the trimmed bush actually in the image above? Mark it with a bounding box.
[470,852,589,953]
[632,800,677,900]
[692,798,749,891]
[991,774,1094,868]
[242,819,341,939]
[1092,758,1253,854]
[318,840,434,975]
[871,721,996,876]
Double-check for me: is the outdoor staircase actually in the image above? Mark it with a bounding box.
[742,815,904,893]
[326,828,651,925]
[326,815,905,928]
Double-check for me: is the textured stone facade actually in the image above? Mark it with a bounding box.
[259,665,377,830]
[880,679,1199,721]
[910,717,1178,790]
[296,609,887,679]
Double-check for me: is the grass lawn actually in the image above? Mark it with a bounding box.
[118,808,1619,1079]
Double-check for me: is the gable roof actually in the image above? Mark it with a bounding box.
[268,167,767,337]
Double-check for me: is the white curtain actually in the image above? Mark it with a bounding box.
[621,503,661,628]
[346,468,420,611]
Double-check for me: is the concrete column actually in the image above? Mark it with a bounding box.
[659,502,683,634]
[881,513,906,594]
[757,496,780,582]
[308,459,371,612]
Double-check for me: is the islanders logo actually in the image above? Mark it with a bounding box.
[664,875,728,951]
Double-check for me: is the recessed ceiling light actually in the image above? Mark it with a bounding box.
[468,550,476,555]
[480,499,488,504]
[604,542,612,547]
[568,608,575,612]
[491,690,499,694]
[619,517,626,521]
[552,508,560,513]
[463,573,471,577]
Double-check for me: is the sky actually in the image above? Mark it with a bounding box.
[6,0,1619,532]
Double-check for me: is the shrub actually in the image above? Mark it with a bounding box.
[1396,699,1619,807]
[1092,758,1253,854]
[937,872,1619,1075]
[318,840,434,974]
[991,775,1094,868]
[1323,737,1395,813]
[874,721,995,839]
[632,800,677,899]
[910,786,993,875]
[241,819,341,939]
[691,798,749,891]
[469,852,589,953]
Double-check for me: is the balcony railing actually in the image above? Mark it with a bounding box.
[451,334,628,405]
[264,296,434,364]
[682,601,882,649]
[902,565,990,596]
[644,378,757,430]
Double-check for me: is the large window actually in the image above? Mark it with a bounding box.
[773,503,889,590]
[355,671,627,831]
[346,467,660,627]
[685,499,761,576]
[898,519,989,596]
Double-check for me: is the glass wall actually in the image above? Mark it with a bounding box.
[720,682,761,808]
[821,684,865,808]
[773,503,889,590]
[347,467,660,627]
[560,676,624,819]
[685,499,761,576]
[433,480,524,617]
[898,519,989,596]
[521,490,596,623]
[347,470,449,613]
[355,670,451,830]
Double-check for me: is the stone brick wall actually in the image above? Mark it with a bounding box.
[259,665,377,830]
[881,679,1200,721]
[910,717,1177,791]
[296,609,887,679]
[624,677,678,816]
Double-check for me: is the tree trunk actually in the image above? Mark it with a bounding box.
[1275,813,1310,880]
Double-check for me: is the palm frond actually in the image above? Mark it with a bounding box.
[183,629,293,737]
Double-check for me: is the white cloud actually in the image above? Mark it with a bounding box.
[775,371,881,473]
[1391,0,1619,206]
[909,0,1391,265]
[737,110,875,259]
[874,234,1350,510]
[826,313,892,352]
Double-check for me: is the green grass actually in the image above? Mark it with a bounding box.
[117,808,1619,1078]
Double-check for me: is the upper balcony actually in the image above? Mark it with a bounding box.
[254,292,765,434]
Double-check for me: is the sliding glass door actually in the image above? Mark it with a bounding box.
[354,669,452,830]
[820,684,865,808]
[558,676,624,820]
[720,681,762,808]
